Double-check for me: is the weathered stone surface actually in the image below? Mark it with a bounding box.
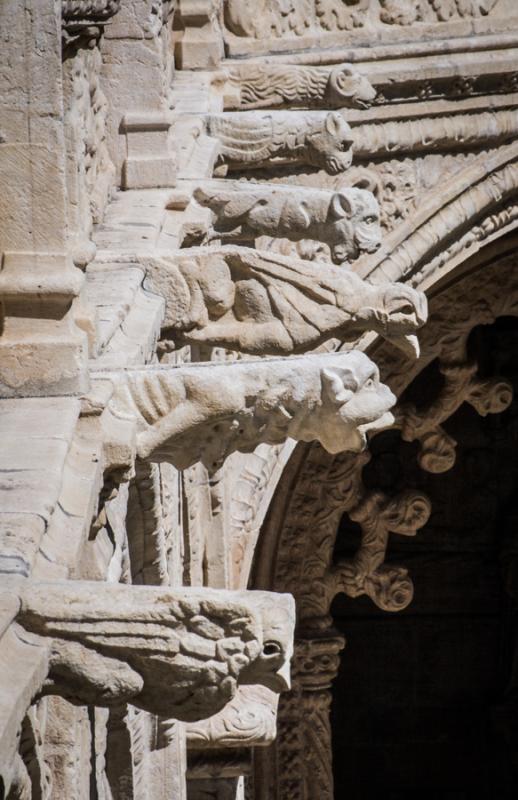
[142,247,427,357]
[100,351,397,469]
[4,579,295,721]
[2,0,518,796]
[192,182,381,265]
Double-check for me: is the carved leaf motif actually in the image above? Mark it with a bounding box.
[315,0,370,30]
[364,566,414,611]
[417,428,457,473]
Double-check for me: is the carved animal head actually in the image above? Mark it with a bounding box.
[353,283,428,357]
[327,64,377,109]
[295,352,396,453]
[329,188,382,264]
[307,112,354,174]
[238,593,295,693]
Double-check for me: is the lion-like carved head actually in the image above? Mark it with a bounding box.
[329,187,382,264]
[307,112,355,175]
[327,64,377,109]
[297,352,396,454]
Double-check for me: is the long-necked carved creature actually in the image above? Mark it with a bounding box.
[142,247,427,358]
[101,352,396,470]
[206,111,354,173]
[7,580,295,722]
[192,183,381,265]
[223,62,377,110]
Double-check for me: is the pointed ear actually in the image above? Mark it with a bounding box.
[325,111,342,136]
[331,191,353,219]
[321,368,356,405]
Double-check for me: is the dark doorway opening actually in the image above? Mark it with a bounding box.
[331,318,518,800]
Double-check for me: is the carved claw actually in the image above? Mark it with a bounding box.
[386,333,420,359]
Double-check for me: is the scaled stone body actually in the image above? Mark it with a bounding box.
[206,111,354,173]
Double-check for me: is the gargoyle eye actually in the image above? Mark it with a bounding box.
[397,303,414,315]
[364,378,375,390]
[341,141,350,151]
[263,641,282,656]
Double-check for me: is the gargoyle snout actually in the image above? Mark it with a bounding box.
[261,660,291,693]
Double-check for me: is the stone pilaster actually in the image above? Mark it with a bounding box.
[0,0,88,397]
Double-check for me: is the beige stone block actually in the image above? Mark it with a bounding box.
[0,334,89,398]
[121,114,177,189]
[0,145,67,252]
[0,514,46,577]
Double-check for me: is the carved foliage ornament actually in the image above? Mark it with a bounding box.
[224,0,499,37]
[5,580,295,722]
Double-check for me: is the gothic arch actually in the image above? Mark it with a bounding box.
[250,232,518,799]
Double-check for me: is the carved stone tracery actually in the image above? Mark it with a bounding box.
[252,251,518,799]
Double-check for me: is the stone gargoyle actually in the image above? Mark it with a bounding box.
[142,246,428,358]
[3,579,295,722]
[223,62,376,110]
[192,183,381,265]
[99,351,396,471]
[205,110,354,174]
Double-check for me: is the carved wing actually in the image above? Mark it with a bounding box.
[223,247,364,349]
[17,581,266,720]
[207,114,276,164]
[18,582,260,663]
